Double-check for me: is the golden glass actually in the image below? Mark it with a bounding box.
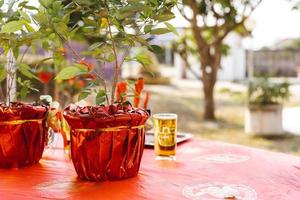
[153,113,177,160]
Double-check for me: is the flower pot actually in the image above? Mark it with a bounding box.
[245,104,283,135]
[0,103,48,168]
[64,105,150,181]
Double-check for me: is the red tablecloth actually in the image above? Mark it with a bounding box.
[1,138,300,200]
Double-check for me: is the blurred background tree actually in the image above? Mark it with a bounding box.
[179,0,262,121]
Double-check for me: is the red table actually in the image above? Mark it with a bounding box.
[1,138,300,200]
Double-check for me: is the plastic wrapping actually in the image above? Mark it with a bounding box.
[0,103,48,168]
[64,105,150,181]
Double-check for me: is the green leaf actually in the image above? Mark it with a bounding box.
[144,25,152,33]
[34,12,48,25]
[107,53,116,62]
[34,57,53,68]
[88,42,102,51]
[39,0,53,7]
[0,65,6,82]
[136,54,152,66]
[119,4,145,13]
[164,22,178,36]
[148,45,164,54]
[13,48,19,60]
[17,78,39,100]
[18,1,28,8]
[54,22,68,36]
[19,87,28,100]
[126,79,135,85]
[25,23,35,32]
[52,1,62,12]
[117,4,145,19]
[19,63,38,80]
[150,28,171,35]
[134,36,149,46]
[82,17,97,26]
[96,90,106,105]
[55,66,88,80]
[19,10,31,22]
[1,21,24,33]
[78,91,90,101]
[23,5,38,10]
[63,13,70,24]
[153,11,175,22]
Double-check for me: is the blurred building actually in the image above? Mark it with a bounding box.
[246,50,300,77]
[151,31,247,81]
[246,38,300,78]
[151,32,300,81]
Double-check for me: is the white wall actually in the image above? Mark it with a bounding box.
[174,33,247,81]
[218,34,246,81]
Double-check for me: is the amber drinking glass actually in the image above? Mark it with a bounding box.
[153,113,177,160]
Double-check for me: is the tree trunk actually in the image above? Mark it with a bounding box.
[200,46,221,121]
[203,73,216,121]
[180,53,187,79]
[202,67,216,121]
[189,10,222,120]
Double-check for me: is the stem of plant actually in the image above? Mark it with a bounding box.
[94,71,110,105]
[6,49,17,106]
[108,19,119,105]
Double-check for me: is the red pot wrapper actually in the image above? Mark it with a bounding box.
[63,105,150,181]
[0,103,48,168]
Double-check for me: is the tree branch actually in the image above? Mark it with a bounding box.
[187,0,208,51]
[176,3,192,22]
[213,0,262,45]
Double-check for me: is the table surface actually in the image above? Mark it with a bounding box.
[1,138,300,200]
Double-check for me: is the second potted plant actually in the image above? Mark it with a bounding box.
[245,77,290,135]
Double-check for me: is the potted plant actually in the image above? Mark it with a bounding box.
[245,77,290,135]
[0,1,50,168]
[38,0,177,181]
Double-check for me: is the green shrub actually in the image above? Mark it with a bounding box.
[248,78,290,105]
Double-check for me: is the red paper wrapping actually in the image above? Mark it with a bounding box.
[0,103,48,168]
[63,105,150,181]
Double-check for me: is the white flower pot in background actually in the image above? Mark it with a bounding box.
[245,104,284,135]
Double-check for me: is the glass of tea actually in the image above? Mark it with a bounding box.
[153,113,177,160]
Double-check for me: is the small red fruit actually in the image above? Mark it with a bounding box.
[67,78,75,86]
[38,71,53,84]
[76,80,85,88]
